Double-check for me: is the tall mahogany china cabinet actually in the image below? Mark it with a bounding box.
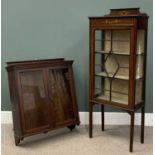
[89,8,148,152]
[6,58,80,145]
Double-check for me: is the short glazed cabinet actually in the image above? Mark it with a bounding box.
[6,59,80,145]
[89,8,148,152]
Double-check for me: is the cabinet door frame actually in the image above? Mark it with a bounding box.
[16,68,51,135]
[89,25,136,110]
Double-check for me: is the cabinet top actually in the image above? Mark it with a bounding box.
[89,8,148,19]
[6,58,65,66]
[6,58,74,71]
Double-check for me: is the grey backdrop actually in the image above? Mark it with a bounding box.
[2,0,153,112]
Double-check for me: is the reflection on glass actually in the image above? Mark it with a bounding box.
[137,30,145,53]
[136,55,144,78]
[49,69,74,124]
[135,30,145,104]
[20,71,49,131]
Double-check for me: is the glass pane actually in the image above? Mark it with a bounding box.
[94,77,110,101]
[135,79,143,103]
[136,54,144,78]
[111,79,128,105]
[20,71,49,131]
[135,30,145,104]
[105,55,129,79]
[112,30,130,54]
[94,30,130,105]
[137,30,145,54]
[95,30,111,53]
[49,69,75,124]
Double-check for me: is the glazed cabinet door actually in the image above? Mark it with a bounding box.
[92,29,132,108]
[47,67,78,127]
[18,69,50,134]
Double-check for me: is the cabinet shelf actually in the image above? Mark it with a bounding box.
[95,93,128,105]
[95,93,143,105]
[95,88,128,95]
[95,71,143,80]
[95,50,144,55]
[95,39,130,42]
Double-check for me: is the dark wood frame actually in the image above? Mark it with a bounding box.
[89,8,148,152]
[6,58,80,145]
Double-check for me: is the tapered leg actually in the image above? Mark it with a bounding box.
[101,104,104,131]
[89,102,93,138]
[130,112,135,152]
[141,106,145,143]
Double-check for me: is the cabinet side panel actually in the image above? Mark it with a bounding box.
[69,66,80,122]
[7,71,23,137]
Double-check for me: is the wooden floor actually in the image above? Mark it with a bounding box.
[1,124,153,155]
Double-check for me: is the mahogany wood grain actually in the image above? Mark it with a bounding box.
[89,8,148,152]
[6,59,80,145]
